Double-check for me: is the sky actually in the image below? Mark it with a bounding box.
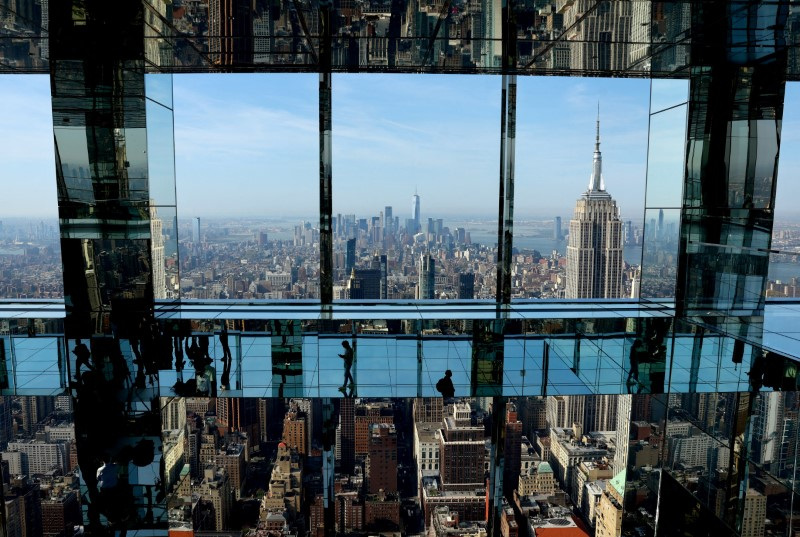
[3,74,800,222]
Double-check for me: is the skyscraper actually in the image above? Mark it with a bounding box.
[384,206,393,233]
[553,216,562,241]
[150,205,166,299]
[458,273,475,299]
[419,254,435,299]
[411,191,421,233]
[345,238,356,276]
[565,112,623,299]
[192,217,201,244]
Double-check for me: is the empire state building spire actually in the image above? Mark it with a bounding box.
[566,102,623,299]
[589,103,605,192]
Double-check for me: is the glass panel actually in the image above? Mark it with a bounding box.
[645,103,687,209]
[145,93,177,207]
[0,75,62,299]
[516,77,648,300]
[640,207,680,299]
[332,73,500,301]
[174,74,318,300]
[650,78,689,113]
[769,83,800,294]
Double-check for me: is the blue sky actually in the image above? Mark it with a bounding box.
[3,74,800,221]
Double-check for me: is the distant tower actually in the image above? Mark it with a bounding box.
[458,273,475,299]
[345,238,356,276]
[371,254,388,299]
[419,254,435,299]
[384,206,393,234]
[412,191,421,233]
[554,216,562,241]
[565,109,623,299]
[192,217,201,244]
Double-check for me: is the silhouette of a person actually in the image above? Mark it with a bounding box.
[436,370,455,399]
[338,340,355,397]
[627,338,641,392]
[73,339,92,378]
[219,326,232,390]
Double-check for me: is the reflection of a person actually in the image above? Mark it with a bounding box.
[73,339,92,378]
[220,326,232,390]
[627,338,641,393]
[436,370,455,399]
[338,340,355,397]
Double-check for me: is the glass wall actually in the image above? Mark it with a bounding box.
[332,73,501,301]
[768,82,800,298]
[515,77,649,300]
[0,75,62,299]
[173,74,319,300]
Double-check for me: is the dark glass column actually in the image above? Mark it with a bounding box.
[673,1,789,534]
[49,2,165,533]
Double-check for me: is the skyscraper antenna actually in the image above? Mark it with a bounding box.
[596,101,600,147]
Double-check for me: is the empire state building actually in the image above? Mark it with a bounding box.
[564,113,623,299]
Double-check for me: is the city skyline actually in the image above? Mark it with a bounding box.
[8,75,800,220]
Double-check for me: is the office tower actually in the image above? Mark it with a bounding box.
[503,403,522,497]
[196,467,232,531]
[562,0,632,72]
[482,0,502,68]
[740,489,767,537]
[583,394,617,432]
[546,395,585,430]
[458,273,475,299]
[339,398,355,473]
[162,396,187,432]
[565,114,623,299]
[657,208,665,241]
[412,191,421,233]
[367,423,397,493]
[751,392,785,473]
[414,398,443,423]
[4,478,42,537]
[371,255,388,299]
[384,206,393,233]
[283,403,310,455]
[150,205,166,299]
[208,0,254,65]
[553,216,562,241]
[192,217,201,244]
[594,472,624,537]
[614,394,632,474]
[439,407,485,490]
[216,398,258,443]
[19,396,53,435]
[217,443,246,499]
[520,396,547,435]
[345,237,356,275]
[42,490,81,537]
[0,397,13,445]
[355,402,394,455]
[624,220,634,244]
[419,254,435,299]
[348,268,382,299]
